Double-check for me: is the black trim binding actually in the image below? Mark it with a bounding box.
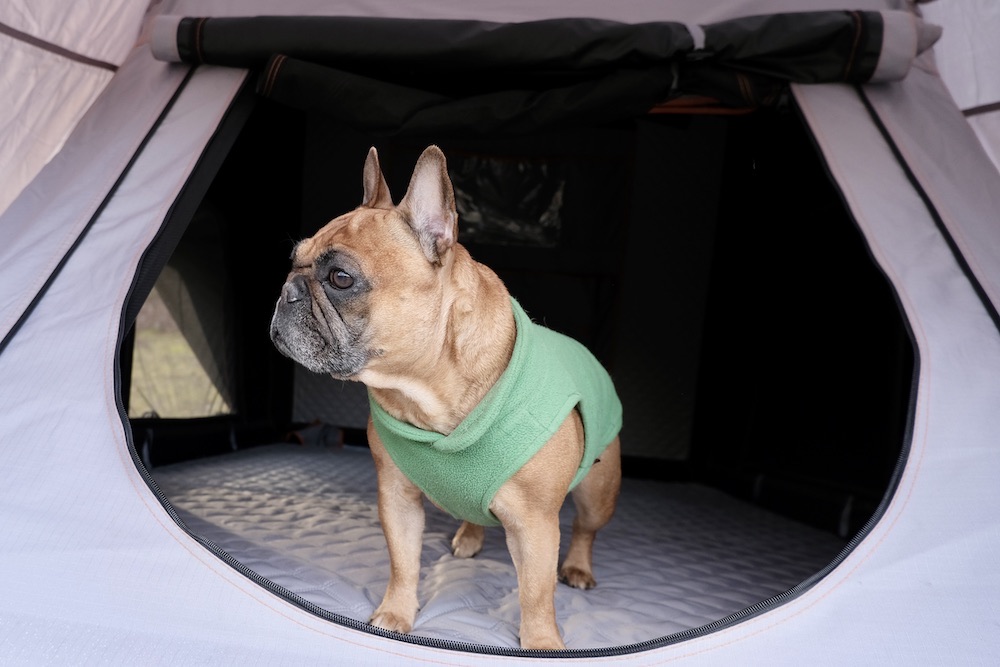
[0,68,196,359]
[857,87,1000,335]
[0,20,118,71]
[790,83,922,625]
[119,75,257,332]
[963,100,1000,118]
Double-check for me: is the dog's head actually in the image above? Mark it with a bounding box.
[269,145,460,381]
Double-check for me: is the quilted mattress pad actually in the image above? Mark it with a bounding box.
[152,443,845,649]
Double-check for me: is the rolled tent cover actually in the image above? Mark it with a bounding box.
[150,11,940,135]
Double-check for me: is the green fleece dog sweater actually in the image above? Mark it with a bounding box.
[368,298,622,527]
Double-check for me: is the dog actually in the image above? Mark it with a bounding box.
[270,145,622,649]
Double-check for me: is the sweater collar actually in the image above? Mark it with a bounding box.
[369,297,532,453]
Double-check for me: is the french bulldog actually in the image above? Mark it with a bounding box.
[270,145,622,650]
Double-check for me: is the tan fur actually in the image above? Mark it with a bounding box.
[273,145,621,650]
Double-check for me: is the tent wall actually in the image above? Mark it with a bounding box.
[0,0,150,216]
[863,66,1000,323]
[920,0,1000,173]
[0,52,192,353]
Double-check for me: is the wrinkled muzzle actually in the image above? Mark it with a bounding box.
[270,274,318,367]
[269,274,367,378]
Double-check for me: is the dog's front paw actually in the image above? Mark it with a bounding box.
[558,565,596,590]
[369,608,415,634]
[520,630,566,650]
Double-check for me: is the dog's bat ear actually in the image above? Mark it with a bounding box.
[362,146,394,209]
[398,145,458,265]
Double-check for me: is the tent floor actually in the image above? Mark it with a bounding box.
[151,442,845,649]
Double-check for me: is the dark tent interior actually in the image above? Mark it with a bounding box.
[120,77,914,650]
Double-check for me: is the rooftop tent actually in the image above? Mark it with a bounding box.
[2,1,1000,665]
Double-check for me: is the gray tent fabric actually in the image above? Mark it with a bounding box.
[0,2,150,216]
[2,0,1000,664]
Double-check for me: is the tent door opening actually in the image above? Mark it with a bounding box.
[120,86,914,653]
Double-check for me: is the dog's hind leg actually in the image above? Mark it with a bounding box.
[451,521,485,558]
[559,436,621,590]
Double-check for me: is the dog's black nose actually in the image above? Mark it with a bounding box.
[283,275,309,304]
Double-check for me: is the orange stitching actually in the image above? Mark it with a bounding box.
[262,54,286,97]
[194,17,207,64]
[843,11,863,81]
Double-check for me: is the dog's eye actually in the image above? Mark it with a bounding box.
[329,269,354,289]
